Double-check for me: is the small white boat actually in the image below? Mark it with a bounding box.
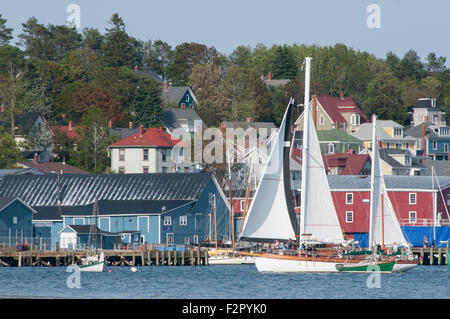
[80,251,105,272]
[208,250,254,265]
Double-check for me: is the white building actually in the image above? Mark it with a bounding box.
[108,126,193,174]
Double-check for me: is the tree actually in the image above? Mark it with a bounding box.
[102,13,140,68]
[426,52,447,73]
[52,129,76,163]
[131,78,163,127]
[144,39,172,81]
[0,13,13,45]
[18,17,55,60]
[82,27,105,52]
[189,63,229,126]
[0,126,23,168]
[228,45,252,69]
[271,45,297,79]
[363,70,406,123]
[72,106,117,173]
[167,42,221,86]
[56,82,125,124]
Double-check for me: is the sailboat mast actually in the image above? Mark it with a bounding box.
[432,166,436,246]
[214,195,218,251]
[368,115,377,250]
[381,193,385,251]
[94,197,98,254]
[299,57,312,239]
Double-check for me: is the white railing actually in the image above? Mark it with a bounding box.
[399,218,450,227]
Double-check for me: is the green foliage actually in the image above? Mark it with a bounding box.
[271,45,297,79]
[0,13,13,46]
[0,126,23,168]
[131,77,163,127]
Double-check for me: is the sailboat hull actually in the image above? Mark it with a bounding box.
[79,261,105,272]
[392,260,418,273]
[254,254,345,273]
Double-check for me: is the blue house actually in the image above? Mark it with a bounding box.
[406,123,450,160]
[0,173,231,248]
[162,86,197,108]
[0,197,35,246]
[32,206,63,250]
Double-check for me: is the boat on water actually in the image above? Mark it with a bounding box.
[357,114,419,274]
[239,57,367,273]
[208,249,254,265]
[79,197,105,272]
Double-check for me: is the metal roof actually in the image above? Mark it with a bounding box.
[0,173,212,207]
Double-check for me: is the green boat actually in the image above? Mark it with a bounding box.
[335,260,395,273]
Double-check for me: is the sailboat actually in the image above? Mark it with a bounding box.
[239,57,362,272]
[336,115,418,273]
[80,197,105,272]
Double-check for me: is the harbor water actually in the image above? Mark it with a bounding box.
[0,264,449,299]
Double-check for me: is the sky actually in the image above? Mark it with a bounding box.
[2,0,449,65]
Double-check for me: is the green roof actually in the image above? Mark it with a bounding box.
[316,130,363,143]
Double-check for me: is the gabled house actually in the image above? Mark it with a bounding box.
[406,122,450,160]
[17,157,88,174]
[161,108,206,135]
[0,111,54,162]
[351,119,419,153]
[359,148,425,176]
[0,173,231,247]
[409,98,446,127]
[0,197,36,246]
[108,125,193,174]
[294,93,368,134]
[293,130,363,155]
[162,82,197,108]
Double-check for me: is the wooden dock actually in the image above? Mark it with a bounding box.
[0,247,209,267]
[411,247,449,266]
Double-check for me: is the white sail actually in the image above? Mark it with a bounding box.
[368,116,408,248]
[240,98,296,241]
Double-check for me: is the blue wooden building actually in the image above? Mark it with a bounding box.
[0,197,35,246]
[0,173,231,248]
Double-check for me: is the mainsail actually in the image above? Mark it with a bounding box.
[368,115,409,248]
[299,57,344,244]
[240,98,298,242]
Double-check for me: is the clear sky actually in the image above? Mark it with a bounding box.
[2,0,449,64]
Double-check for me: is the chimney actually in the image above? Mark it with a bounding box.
[1,104,5,112]
[108,119,112,128]
[246,117,253,123]
[335,121,339,129]
[164,80,169,91]
[159,126,163,131]
[268,72,272,80]
[312,95,317,128]
[340,91,344,100]
[129,121,134,129]
[69,121,73,131]
[139,125,144,136]
[33,153,38,164]
[422,124,427,163]
[181,103,185,109]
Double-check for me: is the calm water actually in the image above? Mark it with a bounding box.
[0,265,449,299]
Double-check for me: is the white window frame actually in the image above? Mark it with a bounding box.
[12,216,18,224]
[240,200,246,211]
[164,216,172,226]
[345,211,353,223]
[179,216,188,226]
[409,193,417,205]
[346,193,353,205]
[319,115,324,125]
[119,148,125,161]
[409,211,417,224]
[193,234,199,244]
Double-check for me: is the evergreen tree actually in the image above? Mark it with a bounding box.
[0,14,13,45]
[131,78,162,127]
[0,126,23,168]
[271,45,297,79]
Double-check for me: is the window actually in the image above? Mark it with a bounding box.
[433,141,437,150]
[162,167,168,173]
[386,142,390,149]
[119,148,125,161]
[319,115,324,125]
[445,144,449,153]
[346,211,353,223]
[12,216,17,224]
[118,166,125,173]
[180,216,188,226]
[240,200,246,212]
[143,148,149,161]
[208,193,215,204]
[328,143,335,154]
[394,128,402,137]
[161,148,167,161]
[193,235,199,244]
[184,237,190,244]
[355,114,360,126]
[346,193,353,204]
[409,193,416,204]
[186,94,190,102]
[142,166,149,174]
[164,216,172,226]
[447,194,450,206]
[409,211,417,224]
[405,155,411,166]
[395,143,401,149]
